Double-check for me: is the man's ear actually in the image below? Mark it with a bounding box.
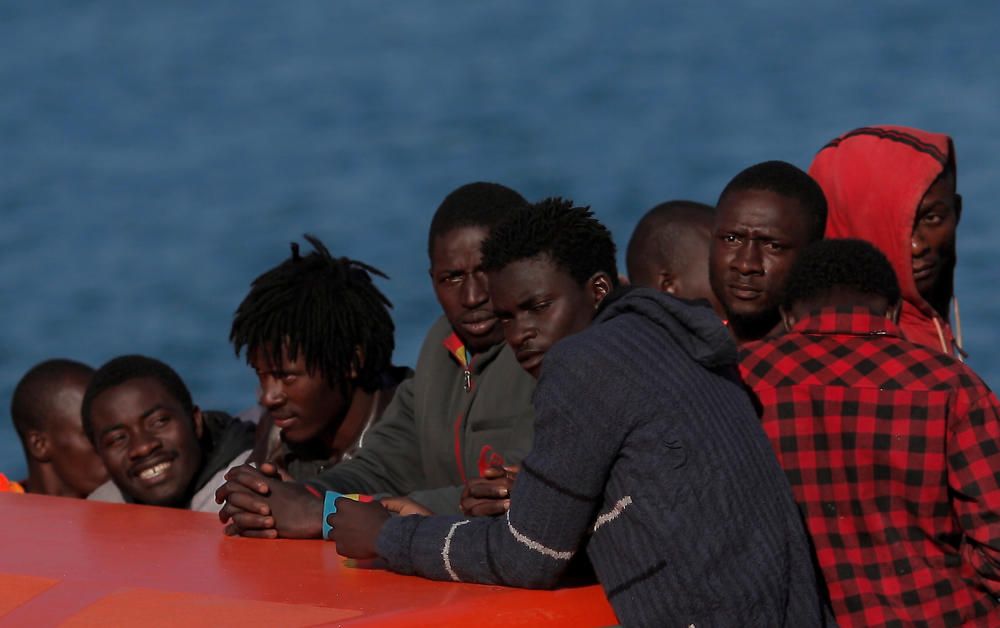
[192,406,204,439]
[350,346,365,380]
[886,301,902,324]
[589,272,613,308]
[25,430,51,463]
[779,306,796,332]
[658,272,677,296]
[955,193,963,224]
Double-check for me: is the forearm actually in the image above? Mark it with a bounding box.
[376,463,597,588]
[406,485,463,515]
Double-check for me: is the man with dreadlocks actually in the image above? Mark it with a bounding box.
[230,234,410,481]
[217,182,537,536]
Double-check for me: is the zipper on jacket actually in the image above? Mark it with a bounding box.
[463,368,472,392]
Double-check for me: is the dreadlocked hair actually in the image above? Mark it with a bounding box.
[230,234,395,393]
[481,197,619,286]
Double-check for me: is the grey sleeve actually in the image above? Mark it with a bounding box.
[308,377,424,496]
[376,347,626,588]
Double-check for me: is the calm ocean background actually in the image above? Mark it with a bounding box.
[2,2,998,480]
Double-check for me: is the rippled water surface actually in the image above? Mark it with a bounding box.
[2,1,998,478]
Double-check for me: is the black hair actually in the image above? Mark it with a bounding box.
[427,182,528,258]
[481,197,619,286]
[718,160,828,242]
[11,359,94,438]
[783,239,901,310]
[81,355,194,443]
[626,200,714,283]
[230,234,394,394]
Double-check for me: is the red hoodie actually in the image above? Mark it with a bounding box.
[808,126,962,357]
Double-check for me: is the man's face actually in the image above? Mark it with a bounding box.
[89,377,204,507]
[489,256,607,379]
[709,189,813,337]
[251,346,347,446]
[912,170,959,300]
[430,226,504,353]
[46,374,108,497]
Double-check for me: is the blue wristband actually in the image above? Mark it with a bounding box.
[322,491,344,540]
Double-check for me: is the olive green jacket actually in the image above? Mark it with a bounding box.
[307,315,536,514]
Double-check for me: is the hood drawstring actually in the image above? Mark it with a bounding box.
[932,317,948,357]
[952,296,964,357]
[932,310,967,363]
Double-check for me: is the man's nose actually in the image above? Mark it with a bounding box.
[128,429,162,460]
[259,379,286,408]
[733,243,763,275]
[911,229,930,257]
[509,318,536,349]
[460,272,489,308]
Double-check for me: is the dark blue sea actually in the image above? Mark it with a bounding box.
[3,1,998,479]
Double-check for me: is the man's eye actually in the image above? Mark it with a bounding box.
[152,415,171,428]
[281,374,297,384]
[102,433,126,449]
[443,274,463,284]
[765,241,784,252]
[722,234,739,244]
[921,213,943,226]
[532,301,552,312]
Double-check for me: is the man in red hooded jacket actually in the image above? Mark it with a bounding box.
[808,125,963,357]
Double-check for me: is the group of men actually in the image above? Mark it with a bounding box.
[3,124,998,626]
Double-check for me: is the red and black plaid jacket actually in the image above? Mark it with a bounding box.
[740,307,1000,627]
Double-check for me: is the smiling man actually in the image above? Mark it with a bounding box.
[325,198,833,627]
[230,234,408,480]
[709,160,828,344]
[83,355,254,511]
[216,182,536,536]
[809,125,964,357]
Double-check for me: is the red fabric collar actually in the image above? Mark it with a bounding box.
[792,306,902,338]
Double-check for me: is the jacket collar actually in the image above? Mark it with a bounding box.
[443,332,505,375]
[792,306,902,339]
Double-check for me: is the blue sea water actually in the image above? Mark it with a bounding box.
[2,1,998,480]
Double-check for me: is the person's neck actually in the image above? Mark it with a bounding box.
[728,314,781,345]
[317,386,379,461]
[26,462,83,498]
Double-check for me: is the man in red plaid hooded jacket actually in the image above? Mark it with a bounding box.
[740,238,1000,627]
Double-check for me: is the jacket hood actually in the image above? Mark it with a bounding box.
[596,287,736,369]
[192,410,255,494]
[808,125,957,353]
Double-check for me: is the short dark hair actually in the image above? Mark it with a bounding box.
[783,239,901,309]
[427,182,528,258]
[230,234,394,393]
[626,200,714,282]
[81,355,194,443]
[11,359,94,437]
[481,197,619,286]
[718,160,828,242]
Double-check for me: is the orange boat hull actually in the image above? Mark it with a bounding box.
[0,493,616,626]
